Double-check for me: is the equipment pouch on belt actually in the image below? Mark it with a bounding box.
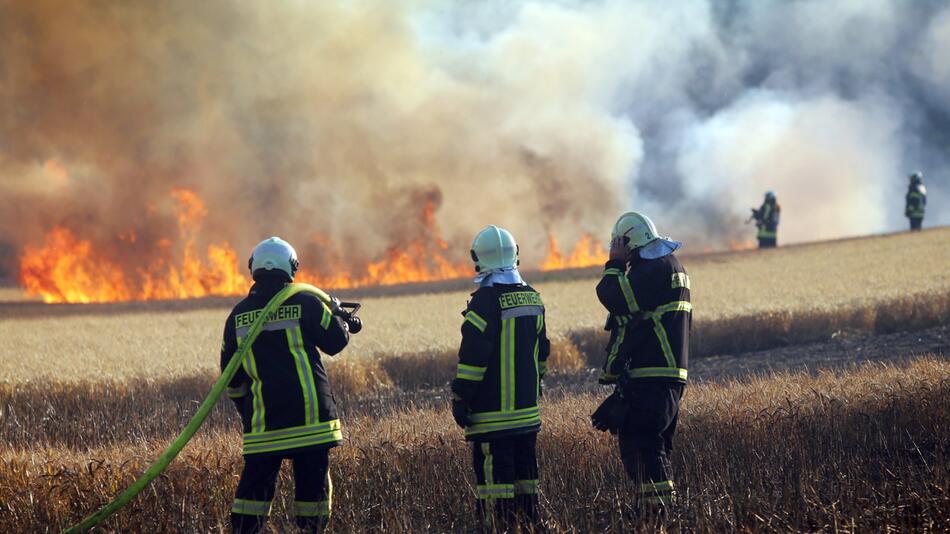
[591,388,628,435]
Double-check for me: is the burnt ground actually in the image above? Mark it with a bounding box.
[689,322,950,383]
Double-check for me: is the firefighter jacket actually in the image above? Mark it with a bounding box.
[754,200,780,239]
[221,279,350,456]
[596,254,691,384]
[451,283,550,441]
[906,184,927,219]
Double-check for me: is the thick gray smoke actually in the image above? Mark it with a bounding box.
[1,0,947,281]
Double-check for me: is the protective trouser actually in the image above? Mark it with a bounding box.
[618,382,683,510]
[231,449,332,534]
[757,236,776,248]
[910,217,923,231]
[473,433,540,532]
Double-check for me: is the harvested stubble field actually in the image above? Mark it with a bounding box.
[1,358,948,532]
[1,228,949,532]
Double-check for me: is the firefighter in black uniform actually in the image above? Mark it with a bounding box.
[451,225,550,532]
[591,211,690,517]
[221,237,353,534]
[906,172,927,231]
[751,191,780,248]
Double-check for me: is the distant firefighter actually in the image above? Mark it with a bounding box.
[750,191,781,248]
[906,172,927,231]
[591,212,691,520]
[451,225,549,532]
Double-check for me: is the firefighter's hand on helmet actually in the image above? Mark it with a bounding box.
[451,398,471,429]
[608,236,628,262]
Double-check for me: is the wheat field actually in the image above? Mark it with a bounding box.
[2,228,949,383]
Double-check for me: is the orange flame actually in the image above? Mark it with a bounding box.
[19,190,608,303]
[540,233,607,270]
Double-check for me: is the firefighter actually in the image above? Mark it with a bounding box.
[221,237,352,534]
[451,225,550,532]
[906,172,927,231]
[750,191,780,248]
[591,212,691,518]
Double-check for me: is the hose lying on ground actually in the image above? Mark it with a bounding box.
[62,283,331,534]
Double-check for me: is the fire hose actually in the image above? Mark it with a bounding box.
[62,283,360,533]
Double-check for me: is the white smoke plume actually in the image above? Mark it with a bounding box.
[0,0,947,280]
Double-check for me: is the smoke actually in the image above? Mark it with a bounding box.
[1,0,948,279]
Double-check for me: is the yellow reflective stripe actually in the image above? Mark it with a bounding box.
[627,367,688,380]
[465,414,541,437]
[232,498,272,516]
[604,327,626,379]
[243,428,343,455]
[456,363,487,381]
[652,318,677,368]
[533,338,540,379]
[604,267,623,275]
[758,229,777,238]
[499,317,517,411]
[482,442,494,488]
[671,272,690,289]
[617,275,640,313]
[319,302,332,330]
[287,327,317,425]
[477,484,515,499]
[514,479,539,495]
[469,406,540,423]
[294,500,331,517]
[639,480,675,493]
[648,301,693,316]
[614,314,633,327]
[227,383,249,398]
[506,318,516,411]
[465,310,488,332]
[244,419,341,443]
[240,338,266,434]
[536,314,544,333]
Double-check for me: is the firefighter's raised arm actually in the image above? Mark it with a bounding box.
[303,295,350,356]
[596,236,640,317]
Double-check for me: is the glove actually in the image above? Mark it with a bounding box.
[591,389,628,435]
[451,398,470,429]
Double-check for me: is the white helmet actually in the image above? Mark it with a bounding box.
[470,225,519,272]
[765,190,776,201]
[611,211,660,251]
[611,211,682,258]
[248,236,299,279]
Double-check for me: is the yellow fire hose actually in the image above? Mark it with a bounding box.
[62,283,331,533]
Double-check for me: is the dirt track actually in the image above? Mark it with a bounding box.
[690,323,950,383]
[541,323,950,402]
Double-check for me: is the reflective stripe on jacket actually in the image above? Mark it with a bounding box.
[452,284,550,440]
[596,254,691,384]
[221,279,350,455]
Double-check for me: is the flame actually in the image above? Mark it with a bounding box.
[540,233,607,270]
[18,189,608,303]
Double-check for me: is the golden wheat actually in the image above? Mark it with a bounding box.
[1,357,947,532]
